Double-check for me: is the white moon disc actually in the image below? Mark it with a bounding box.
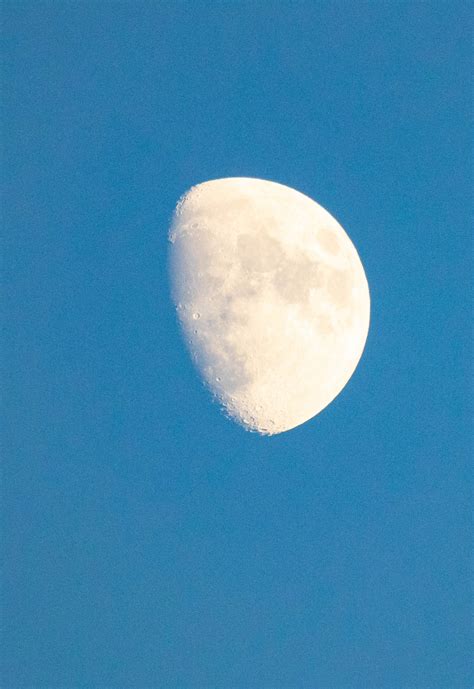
[168,177,370,435]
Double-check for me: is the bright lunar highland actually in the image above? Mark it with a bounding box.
[169,177,370,435]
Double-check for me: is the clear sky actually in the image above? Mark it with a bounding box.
[3,2,472,688]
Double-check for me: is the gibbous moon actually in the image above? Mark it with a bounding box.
[168,177,370,435]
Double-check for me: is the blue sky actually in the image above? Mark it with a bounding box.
[3,2,472,688]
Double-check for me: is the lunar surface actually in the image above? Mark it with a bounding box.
[168,177,370,435]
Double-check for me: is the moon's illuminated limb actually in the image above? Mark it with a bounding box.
[169,177,370,435]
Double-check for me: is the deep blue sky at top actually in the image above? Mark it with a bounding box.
[2,2,472,688]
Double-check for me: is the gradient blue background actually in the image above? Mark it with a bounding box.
[3,2,472,688]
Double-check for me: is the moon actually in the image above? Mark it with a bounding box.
[168,177,370,435]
